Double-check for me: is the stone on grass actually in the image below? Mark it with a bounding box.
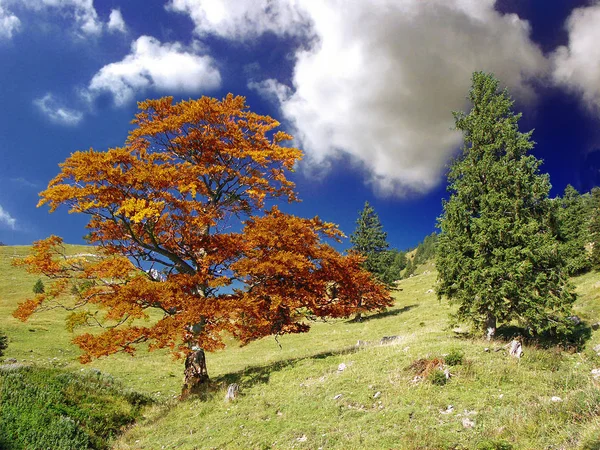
[592,344,600,355]
[297,435,307,442]
[440,405,454,415]
[592,369,600,380]
[462,417,475,428]
[225,383,239,402]
[568,315,582,326]
[333,394,343,400]
[337,363,347,372]
[591,322,600,331]
[373,391,381,399]
[508,340,523,358]
[380,335,401,345]
[551,396,562,402]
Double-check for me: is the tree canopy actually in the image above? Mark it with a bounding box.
[436,72,575,338]
[14,95,391,387]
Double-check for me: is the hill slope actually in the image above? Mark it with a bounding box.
[2,245,600,449]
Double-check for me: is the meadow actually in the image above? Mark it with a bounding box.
[2,245,600,449]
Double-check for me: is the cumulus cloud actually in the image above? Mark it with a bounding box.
[34,93,83,125]
[107,8,126,34]
[166,0,310,39]
[87,36,221,106]
[0,204,16,230]
[551,2,600,114]
[171,0,547,195]
[0,4,20,39]
[1,0,110,37]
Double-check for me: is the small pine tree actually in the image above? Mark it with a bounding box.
[33,279,45,294]
[436,72,575,339]
[350,201,390,278]
[0,330,8,358]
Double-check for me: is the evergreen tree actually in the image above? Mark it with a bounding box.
[589,187,600,270]
[0,330,7,358]
[32,278,45,294]
[557,185,591,275]
[350,201,390,277]
[436,72,575,339]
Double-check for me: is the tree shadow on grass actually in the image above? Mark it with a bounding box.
[347,304,419,323]
[183,344,364,402]
[494,322,592,352]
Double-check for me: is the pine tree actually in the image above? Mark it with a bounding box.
[0,330,7,358]
[436,72,575,339]
[32,279,45,294]
[589,187,600,270]
[556,185,591,275]
[350,201,390,278]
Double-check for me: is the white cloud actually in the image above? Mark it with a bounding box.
[551,2,600,114]
[177,0,547,195]
[87,35,221,106]
[107,8,126,34]
[166,0,310,39]
[0,204,16,230]
[1,0,105,37]
[34,93,83,125]
[0,4,20,39]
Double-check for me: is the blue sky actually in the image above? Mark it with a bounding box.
[1,0,600,252]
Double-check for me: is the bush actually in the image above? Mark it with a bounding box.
[428,368,448,386]
[32,279,45,294]
[0,331,7,358]
[0,366,152,450]
[445,349,464,366]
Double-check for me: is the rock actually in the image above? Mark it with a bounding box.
[508,340,523,358]
[568,315,582,326]
[380,335,401,345]
[425,289,434,294]
[333,394,343,400]
[462,417,476,429]
[225,383,239,402]
[373,391,381,399]
[551,396,562,402]
[592,369,600,380]
[592,322,600,331]
[440,405,454,415]
[593,344,600,355]
[337,363,347,372]
[483,348,490,352]
[297,435,307,442]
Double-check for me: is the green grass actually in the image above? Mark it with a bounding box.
[2,245,600,449]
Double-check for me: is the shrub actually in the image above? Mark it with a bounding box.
[0,366,152,450]
[32,279,45,294]
[0,331,7,358]
[428,368,448,386]
[445,349,464,366]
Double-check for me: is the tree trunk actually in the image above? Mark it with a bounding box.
[180,348,209,399]
[485,312,497,341]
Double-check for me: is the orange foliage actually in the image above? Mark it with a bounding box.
[14,94,391,364]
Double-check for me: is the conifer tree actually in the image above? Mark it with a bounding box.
[32,279,45,294]
[557,185,591,275]
[436,72,575,339]
[350,201,389,277]
[589,187,600,270]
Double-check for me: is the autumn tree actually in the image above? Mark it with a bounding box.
[436,72,575,340]
[14,95,391,396]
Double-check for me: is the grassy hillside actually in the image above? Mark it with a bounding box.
[2,245,600,449]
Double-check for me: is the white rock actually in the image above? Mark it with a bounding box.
[333,394,343,400]
[551,396,562,402]
[440,405,454,415]
[373,391,381,399]
[337,363,347,372]
[462,417,475,428]
[591,368,600,379]
[297,435,307,442]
